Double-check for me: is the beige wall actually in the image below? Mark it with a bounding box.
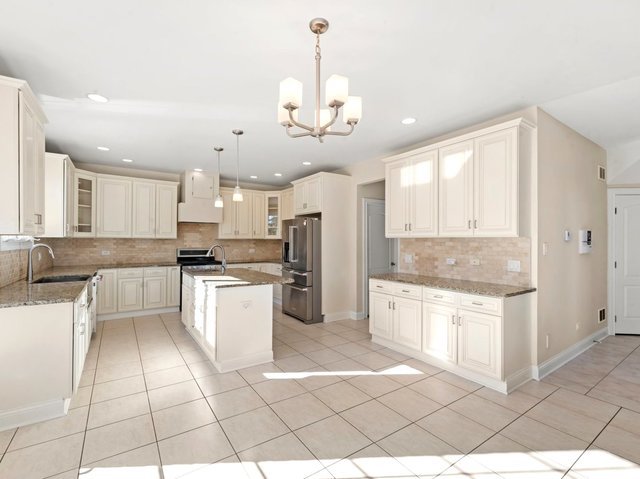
[536,109,607,363]
[43,223,280,267]
[399,237,531,287]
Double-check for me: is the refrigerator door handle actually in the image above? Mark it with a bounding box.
[290,225,298,263]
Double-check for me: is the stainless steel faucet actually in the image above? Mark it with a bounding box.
[28,243,55,283]
[206,244,226,273]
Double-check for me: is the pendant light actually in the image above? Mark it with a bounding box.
[232,129,243,202]
[214,147,224,208]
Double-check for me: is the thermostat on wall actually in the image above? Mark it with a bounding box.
[578,229,592,254]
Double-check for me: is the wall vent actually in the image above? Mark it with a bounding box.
[598,308,606,323]
[598,165,606,182]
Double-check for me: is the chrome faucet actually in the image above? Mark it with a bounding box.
[206,244,226,273]
[28,243,55,283]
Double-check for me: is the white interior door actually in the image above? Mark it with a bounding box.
[615,195,640,334]
[365,199,398,317]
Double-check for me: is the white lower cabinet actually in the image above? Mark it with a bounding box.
[167,266,181,307]
[369,291,393,340]
[392,297,422,351]
[143,268,167,310]
[457,309,501,378]
[118,276,143,312]
[97,269,118,315]
[422,302,458,364]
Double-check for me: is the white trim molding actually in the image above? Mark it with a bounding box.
[98,306,179,321]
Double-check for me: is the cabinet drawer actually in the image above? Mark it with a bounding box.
[117,268,143,279]
[423,288,457,305]
[369,279,393,294]
[144,267,167,277]
[459,294,502,316]
[392,283,422,300]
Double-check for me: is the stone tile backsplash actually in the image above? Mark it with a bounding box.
[399,237,531,287]
[43,223,281,267]
[0,248,54,288]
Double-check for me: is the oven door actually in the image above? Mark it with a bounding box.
[282,284,313,322]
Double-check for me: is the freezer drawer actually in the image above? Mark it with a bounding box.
[283,284,314,322]
[282,268,313,286]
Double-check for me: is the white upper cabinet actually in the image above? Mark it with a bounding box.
[156,183,178,238]
[218,188,254,239]
[44,153,75,237]
[74,171,97,237]
[439,140,474,237]
[473,128,518,236]
[178,170,222,223]
[236,192,254,238]
[265,192,281,239]
[190,172,215,200]
[0,76,47,235]
[281,188,294,220]
[132,181,156,238]
[293,176,322,215]
[97,177,132,237]
[385,150,438,238]
[252,192,265,238]
[218,189,236,238]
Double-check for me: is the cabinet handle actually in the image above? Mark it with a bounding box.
[409,223,412,231]
[388,300,391,309]
[458,316,462,326]
[404,224,407,231]
[434,294,443,299]
[468,220,472,229]
[474,219,477,229]
[392,302,396,310]
[376,285,383,289]
[471,301,484,306]
[401,289,410,293]
[451,314,455,325]
[191,176,194,196]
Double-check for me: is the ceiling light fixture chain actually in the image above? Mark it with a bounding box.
[278,18,362,142]
[214,146,224,208]
[232,129,244,202]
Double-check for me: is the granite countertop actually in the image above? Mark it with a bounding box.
[226,259,281,264]
[183,266,293,288]
[370,273,536,298]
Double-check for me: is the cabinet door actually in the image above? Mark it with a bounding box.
[218,190,236,238]
[265,193,281,238]
[305,177,322,212]
[252,192,266,238]
[369,291,393,340]
[74,172,97,237]
[458,309,502,379]
[97,269,118,315]
[281,188,294,220]
[118,278,143,312]
[439,140,474,237]
[144,276,167,309]
[191,172,215,200]
[33,120,46,235]
[385,160,410,237]
[156,184,178,238]
[293,183,306,214]
[235,193,253,238]
[411,151,438,236]
[19,94,37,235]
[392,297,422,351]
[167,266,181,307]
[97,177,132,237]
[422,302,457,364]
[132,181,156,238]
[181,284,193,328]
[474,128,518,237]
[65,159,76,237]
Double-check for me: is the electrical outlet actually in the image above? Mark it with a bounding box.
[446,258,456,266]
[542,242,549,256]
[101,250,111,256]
[598,308,606,323]
[576,322,580,331]
[470,258,480,266]
[249,248,256,253]
[507,260,521,272]
[404,254,414,264]
[545,334,550,350]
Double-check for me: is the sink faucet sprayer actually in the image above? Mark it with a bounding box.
[206,244,226,273]
[28,243,55,283]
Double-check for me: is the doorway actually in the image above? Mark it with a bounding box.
[363,198,398,318]
[610,190,640,334]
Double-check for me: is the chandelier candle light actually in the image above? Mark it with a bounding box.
[214,147,224,208]
[232,129,243,202]
[278,18,362,142]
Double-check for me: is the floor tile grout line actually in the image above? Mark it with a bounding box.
[584,341,640,395]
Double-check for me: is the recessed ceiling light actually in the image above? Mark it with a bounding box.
[401,117,417,125]
[274,173,282,177]
[122,158,133,163]
[97,146,110,151]
[302,161,311,166]
[250,175,258,179]
[87,93,109,103]
[194,168,203,172]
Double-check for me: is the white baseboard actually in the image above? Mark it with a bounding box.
[213,351,274,373]
[98,306,179,321]
[533,327,609,380]
[506,366,536,393]
[350,311,367,320]
[0,399,67,431]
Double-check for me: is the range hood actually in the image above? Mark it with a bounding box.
[178,170,223,223]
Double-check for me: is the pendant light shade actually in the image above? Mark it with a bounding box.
[214,147,224,208]
[232,129,244,202]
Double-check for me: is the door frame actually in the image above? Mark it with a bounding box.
[608,187,640,335]
[362,198,399,318]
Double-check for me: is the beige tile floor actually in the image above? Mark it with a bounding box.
[1,310,640,478]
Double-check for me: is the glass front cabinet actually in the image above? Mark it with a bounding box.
[74,171,97,237]
[265,192,281,239]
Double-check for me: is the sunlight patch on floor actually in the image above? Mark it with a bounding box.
[263,364,424,380]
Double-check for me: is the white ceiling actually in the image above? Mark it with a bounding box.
[1,0,639,186]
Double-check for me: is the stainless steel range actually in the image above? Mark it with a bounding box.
[281,217,322,324]
[175,248,221,309]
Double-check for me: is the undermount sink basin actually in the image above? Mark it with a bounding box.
[32,274,91,284]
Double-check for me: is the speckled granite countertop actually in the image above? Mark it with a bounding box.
[370,273,536,298]
[183,266,293,288]
[226,259,281,264]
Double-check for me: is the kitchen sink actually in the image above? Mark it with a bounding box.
[32,274,92,284]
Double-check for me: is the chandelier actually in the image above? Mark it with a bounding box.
[278,18,362,143]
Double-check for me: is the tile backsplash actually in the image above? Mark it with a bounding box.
[0,248,53,288]
[399,237,531,286]
[43,223,281,267]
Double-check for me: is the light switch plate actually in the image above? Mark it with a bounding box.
[470,258,480,266]
[507,260,521,272]
[249,248,256,253]
[404,254,414,264]
[101,250,111,256]
[446,258,456,266]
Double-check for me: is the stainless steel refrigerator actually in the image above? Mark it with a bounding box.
[281,217,322,324]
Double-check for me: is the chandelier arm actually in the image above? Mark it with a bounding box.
[286,127,313,138]
[287,108,314,132]
[320,105,340,132]
[323,122,355,137]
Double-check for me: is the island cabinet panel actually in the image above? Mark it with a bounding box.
[97,269,118,315]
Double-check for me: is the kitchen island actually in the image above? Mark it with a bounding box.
[182,266,292,372]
